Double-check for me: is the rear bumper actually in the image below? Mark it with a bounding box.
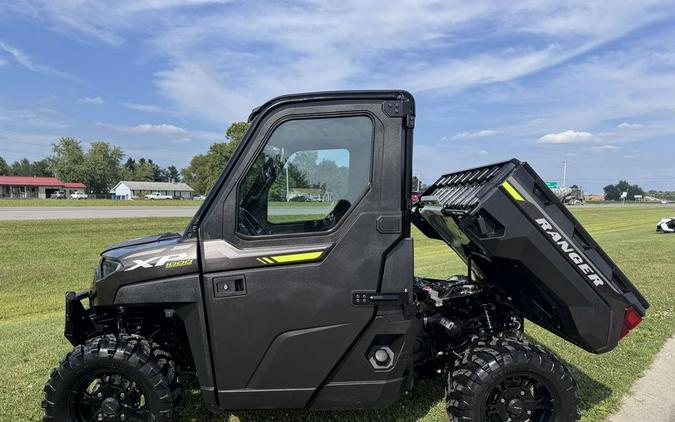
[64,290,96,346]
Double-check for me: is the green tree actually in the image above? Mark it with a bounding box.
[165,165,180,182]
[6,158,53,176]
[603,184,620,201]
[0,156,8,175]
[120,158,137,180]
[181,154,210,194]
[225,121,250,145]
[604,180,644,201]
[83,141,123,193]
[147,159,162,181]
[48,137,85,182]
[31,159,53,177]
[10,158,33,176]
[182,121,250,194]
[133,159,155,181]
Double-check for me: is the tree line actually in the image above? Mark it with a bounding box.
[0,121,250,195]
[603,180,645,201]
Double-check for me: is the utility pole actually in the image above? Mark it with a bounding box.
[562,160,567,188]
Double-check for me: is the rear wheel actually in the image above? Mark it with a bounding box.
[446,338,580,422]
[43,334,181,422]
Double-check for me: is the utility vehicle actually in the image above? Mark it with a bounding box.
[656,217,675,233]
[43,91,649,422]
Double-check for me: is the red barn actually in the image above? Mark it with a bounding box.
[0,176,86,199]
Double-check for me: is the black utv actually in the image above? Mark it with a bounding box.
[43,91,648,422]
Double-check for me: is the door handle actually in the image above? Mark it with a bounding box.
[213,275,246,298]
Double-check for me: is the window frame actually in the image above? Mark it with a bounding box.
[234,112,376,241]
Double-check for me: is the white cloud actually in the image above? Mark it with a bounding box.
[617,122,643,129]
[78,96,104,105]
[585,144,617,152]
[155,64,255,122]
[478,149,488,155]
[5,0,672,124]
[0,106,68,129]
[0,58,6,66]
[123,102,162,113]
[452,129,496,140]
[0,39,79,82]
[129,123,187,135]
[538,130,597,144]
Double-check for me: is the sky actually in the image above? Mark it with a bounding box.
[1,1,675,193]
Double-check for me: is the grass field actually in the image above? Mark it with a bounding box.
[0,207,673,421]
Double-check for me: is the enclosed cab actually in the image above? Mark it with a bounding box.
[44,91,647,422]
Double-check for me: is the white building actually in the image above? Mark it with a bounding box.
[111,181,194,200]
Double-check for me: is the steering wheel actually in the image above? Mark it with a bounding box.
[239,208,266,236]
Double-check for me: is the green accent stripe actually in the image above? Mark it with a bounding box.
[269,251,323,263]
[502,181,525,202]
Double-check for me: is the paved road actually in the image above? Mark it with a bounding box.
[607,335,675,422]
[0,206,199,220]
[0,206,334,220]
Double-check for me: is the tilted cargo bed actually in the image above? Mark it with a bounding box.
[412,159,649,353]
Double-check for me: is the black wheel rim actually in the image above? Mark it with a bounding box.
[485,373,557,422]
[68,370,149,422]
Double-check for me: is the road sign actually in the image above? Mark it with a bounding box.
[545,181,558,189]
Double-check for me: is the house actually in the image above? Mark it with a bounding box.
[111,181,194,200]
[0,176,86,199]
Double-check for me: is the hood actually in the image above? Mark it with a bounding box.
[101,232,182,256]
[92,233,198,306]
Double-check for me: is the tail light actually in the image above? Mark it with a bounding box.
[619,306,643,340]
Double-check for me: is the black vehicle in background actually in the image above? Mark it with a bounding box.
[43,91,648,422]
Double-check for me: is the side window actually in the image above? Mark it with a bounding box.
[237,116,373,236]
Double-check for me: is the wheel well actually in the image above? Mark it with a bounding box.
[92,305,196,372]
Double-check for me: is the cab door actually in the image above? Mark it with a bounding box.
[197,91,418,410]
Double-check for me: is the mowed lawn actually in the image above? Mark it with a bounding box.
[0,206,673,421]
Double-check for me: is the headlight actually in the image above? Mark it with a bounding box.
[100,259,122,279]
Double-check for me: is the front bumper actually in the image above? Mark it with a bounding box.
[64,290,96,346]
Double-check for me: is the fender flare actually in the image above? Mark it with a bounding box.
[114,275,219,410]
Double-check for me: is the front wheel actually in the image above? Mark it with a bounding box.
[43,334,181,422]
[446,338,580,422]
